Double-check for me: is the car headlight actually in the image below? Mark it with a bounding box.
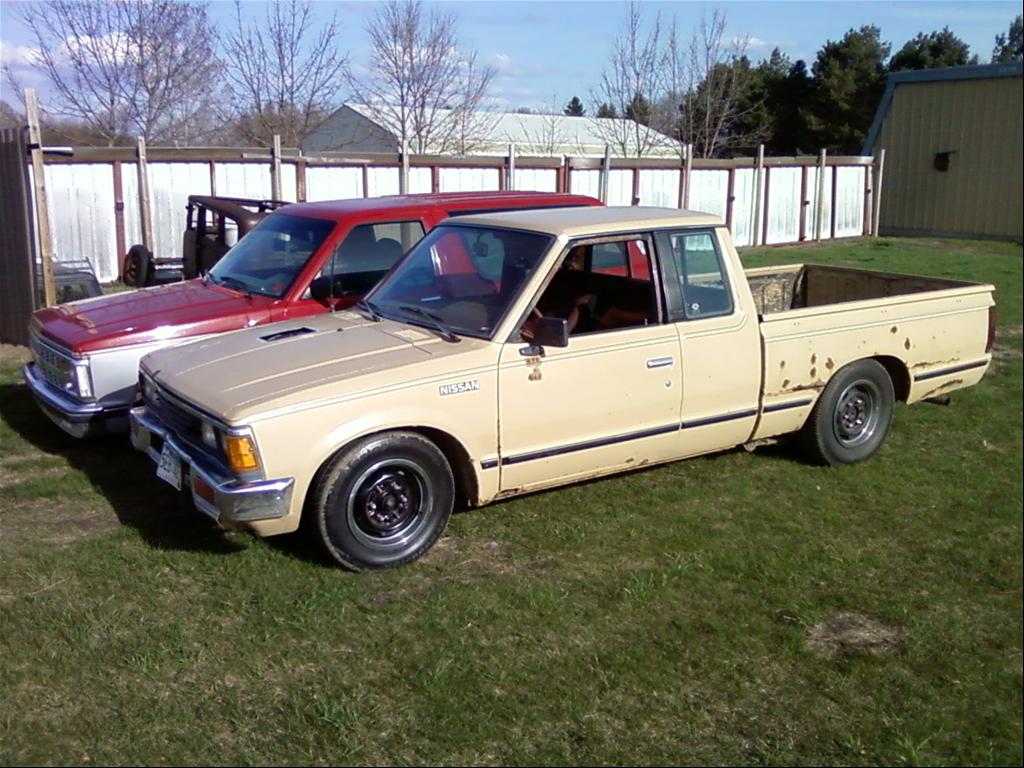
[72,360,94,400]
[201,420,218,449]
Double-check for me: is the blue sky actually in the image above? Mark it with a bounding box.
[2,0,1020,112]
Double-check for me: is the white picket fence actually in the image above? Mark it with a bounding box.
[36,149,876,283]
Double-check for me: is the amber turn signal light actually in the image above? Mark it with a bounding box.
[224,435,260,473]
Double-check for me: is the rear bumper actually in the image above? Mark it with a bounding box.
[129,405,294,525]
[22,362,128,438]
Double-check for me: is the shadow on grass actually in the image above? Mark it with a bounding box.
[1,382,256,558]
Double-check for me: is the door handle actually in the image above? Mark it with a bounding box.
[646,357,674,369]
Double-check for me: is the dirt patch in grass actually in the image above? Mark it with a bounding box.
[806,610,906,659]
[0,496,119,550]
[366,538,558,607]
[0,345,31,366]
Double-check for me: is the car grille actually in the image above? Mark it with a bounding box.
[146,385,204,447]
[30,333,75,394]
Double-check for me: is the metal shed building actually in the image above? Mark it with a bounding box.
[863,62,1023,241]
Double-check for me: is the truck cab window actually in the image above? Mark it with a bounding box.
[670,231,734,319]
[314,220,426,299]
[522,238,657,340]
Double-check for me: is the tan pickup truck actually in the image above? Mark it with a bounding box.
[130,207,996,570]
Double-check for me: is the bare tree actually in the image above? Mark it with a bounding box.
[589,1,670,157]
[7,0,221,145]
[668,10,762,158]
[346,0,495,154]
[222,0,348,148]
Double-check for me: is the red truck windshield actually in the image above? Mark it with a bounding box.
[206,213,336,298]
[367,224,553,340]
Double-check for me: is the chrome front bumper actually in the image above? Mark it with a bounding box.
[23,362,126,438]
[129,406,294,525]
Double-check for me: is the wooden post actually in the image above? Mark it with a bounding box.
[752,144,765,247]
[683,143,693,208]
[873,149,886,237]
[761,165,771,246]
[136,136,154,252]
[863,160,873,235]
[399,139,409,195]
[799,165,809,241]
[296,158,308,203]
[25,89,55,307]
[814,148,827,242]
[830,163,839,240]
[506,142,516,191]
[725,166,736,231]
[558,156,568,194]
[599,144,611,203]
[361,164,369,198]
[209,159,217,196]
[631,167,640,205]
[112,160,126,274]
[270,134,282,200]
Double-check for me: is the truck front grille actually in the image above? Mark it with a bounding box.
[30,334,75,394]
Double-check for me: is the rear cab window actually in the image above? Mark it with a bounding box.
[667,230,734,320]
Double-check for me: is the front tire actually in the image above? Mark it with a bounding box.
[312,432,454,570]
[800,359,895,466]
[122,244,152,287]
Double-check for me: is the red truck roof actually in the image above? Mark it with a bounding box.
[33,191,601,355]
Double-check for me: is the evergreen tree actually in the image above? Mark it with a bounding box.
[596,102,619,118]
[806,26,890,153]
[992,15,1023,62]
[890,28,975,71]
[564,96,585,116]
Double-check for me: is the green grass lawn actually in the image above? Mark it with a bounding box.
[1,237,1020,766]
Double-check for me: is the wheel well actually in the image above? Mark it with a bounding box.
[306,427,479,517]
[412,427,479,509]
[872,355,911,402]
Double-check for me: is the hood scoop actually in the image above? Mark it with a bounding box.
[260,327,317,342]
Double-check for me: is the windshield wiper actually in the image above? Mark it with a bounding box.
[354,299,382,322]
[397,304,460,343]
[213,274,253,297]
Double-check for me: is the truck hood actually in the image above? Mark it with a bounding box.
[142,311,490,424]
[32,280,274,355]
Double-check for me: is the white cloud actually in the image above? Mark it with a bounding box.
[0,39,42,67]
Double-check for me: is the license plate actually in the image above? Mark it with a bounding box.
[156,442,182,491]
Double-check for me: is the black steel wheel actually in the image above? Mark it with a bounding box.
[122,244,152,287]
[312,432,454,570]
[800,359,895,466]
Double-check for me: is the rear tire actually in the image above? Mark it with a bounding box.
[800,359,895,466]
[312,432,454,570]
[122,244,152,287]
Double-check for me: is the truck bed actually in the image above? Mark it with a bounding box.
[745,263,974,315]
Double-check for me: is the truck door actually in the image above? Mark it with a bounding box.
[659,228,762,457]
[497,235,683,492]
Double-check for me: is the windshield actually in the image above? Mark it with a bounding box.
[366,224,554,339]
[206,213,335,298]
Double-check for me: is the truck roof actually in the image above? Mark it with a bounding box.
[446,206,724,237]
[280,191,600,220]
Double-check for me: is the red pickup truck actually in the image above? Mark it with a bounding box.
[24,191,600,437]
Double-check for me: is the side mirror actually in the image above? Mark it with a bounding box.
[533,316,569,348]
[310,275,348,304]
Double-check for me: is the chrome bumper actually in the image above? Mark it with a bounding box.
[129,406,294,525]
[22,362,126,438]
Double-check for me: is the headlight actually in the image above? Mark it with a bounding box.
[201,421,218,449]
[72,360,93,400]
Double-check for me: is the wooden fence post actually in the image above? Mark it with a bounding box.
[814,148,827,242]
[873,149,886,237]
[270,134,282,200]
[599,144,611,203]
[136,136,154,253]
[399,140,409,195]
[752,144,765,246]
[25,89,55,307]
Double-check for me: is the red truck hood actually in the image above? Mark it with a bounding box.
[32,280,276,355]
